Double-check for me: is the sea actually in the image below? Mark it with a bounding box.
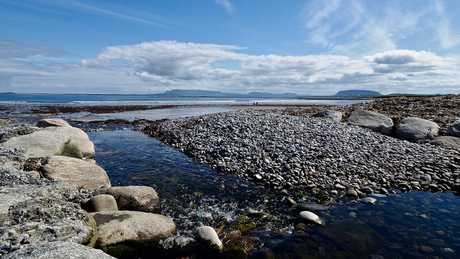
[1,93,460,258]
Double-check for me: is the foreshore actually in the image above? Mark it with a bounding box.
[1,95,460,258]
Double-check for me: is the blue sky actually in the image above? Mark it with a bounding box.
[0,0,459,95]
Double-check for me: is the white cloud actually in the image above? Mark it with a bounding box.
[302,0,459,57]
[1,39,459,95]
[215,0,234,14]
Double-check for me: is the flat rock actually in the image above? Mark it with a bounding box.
[0,181,78,220]
[37,118,71,128]
[195,226,223,252]
[3,241,116,259]
[91,211,177,254]
[447,120,460,137]
[314,110,342,122]
[347,110,393,135]
[430,136,460,149]
[99,186,159,212]
[396,117,439,142]
[1,130,71,159]
[40,156,111,190]
[0,197,97,251]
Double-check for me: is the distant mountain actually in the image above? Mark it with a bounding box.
[334,90,382,96]
[0,92,16,94]
[156,89,301,98]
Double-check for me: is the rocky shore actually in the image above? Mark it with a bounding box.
[142,105,460,203]
[0,119,177,258]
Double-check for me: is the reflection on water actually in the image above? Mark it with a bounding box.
[89,130,460,258]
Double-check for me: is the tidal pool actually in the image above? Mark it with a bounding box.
[88,129,460,259]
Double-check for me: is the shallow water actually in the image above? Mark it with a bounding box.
[88,129,460,258]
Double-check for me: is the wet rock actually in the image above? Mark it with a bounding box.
[396,117,439,141]
[2,241,116,259]
[84,194,118,212]
[40,156,111,190]
[313,110,342,122]
[346,189,358,199]
[195,226,224,253]
[0,197,97,251]
[317,218,385,258]
[359,197,377,205]
[99,186,159,212]
[447,120,460,137]
[420,245,434,253]
[91,211,176,254]
[298,211,324,225]
[347,110,393,135]
[37,118,71,128]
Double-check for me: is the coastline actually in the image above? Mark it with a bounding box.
[1,95,460,258]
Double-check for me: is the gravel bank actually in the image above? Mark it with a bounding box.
[142,109,460,199]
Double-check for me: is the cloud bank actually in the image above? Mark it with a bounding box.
[1,40,459,95]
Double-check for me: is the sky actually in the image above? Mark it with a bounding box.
[0,0,459,95]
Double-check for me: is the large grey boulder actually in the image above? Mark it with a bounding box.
[37,118,71,128]
[84,194,118,212]
[0,126,40,144]
[313,110,343,122]
[347,110,393,135]
[99,186,159,212]
[430,136,460,150]
[3,241,116,259]
[195,226,223,252]
[91,211,176,254]
[40,156,111,190]
[0,182,78,221]
[0,125,95,159]
[0,197,98,252]
[447,120,460,137]
[396,117,439,142]
[44,127,95,159]
[1,130,70,158]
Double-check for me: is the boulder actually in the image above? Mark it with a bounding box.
[1,130,70,158]
[0,126,41,144]
[44,127,95,159]
[195,226,223,252]
[447,120,460,137]
[37,118,71,128]
[298,211,324,225]
[84,194,118,212]
[3,241,116,259]
[0,197,97,251]
[347,110,393,135]
[396,117,439,142]
[313,110,343,122]
[99,186,159,212]
[0,119,9,127]
[40,156,111,190]
[430,136,460,150]
[91,211,177,254]
[0,181,78,221]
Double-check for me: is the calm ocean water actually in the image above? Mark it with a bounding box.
[0,93,365,106]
